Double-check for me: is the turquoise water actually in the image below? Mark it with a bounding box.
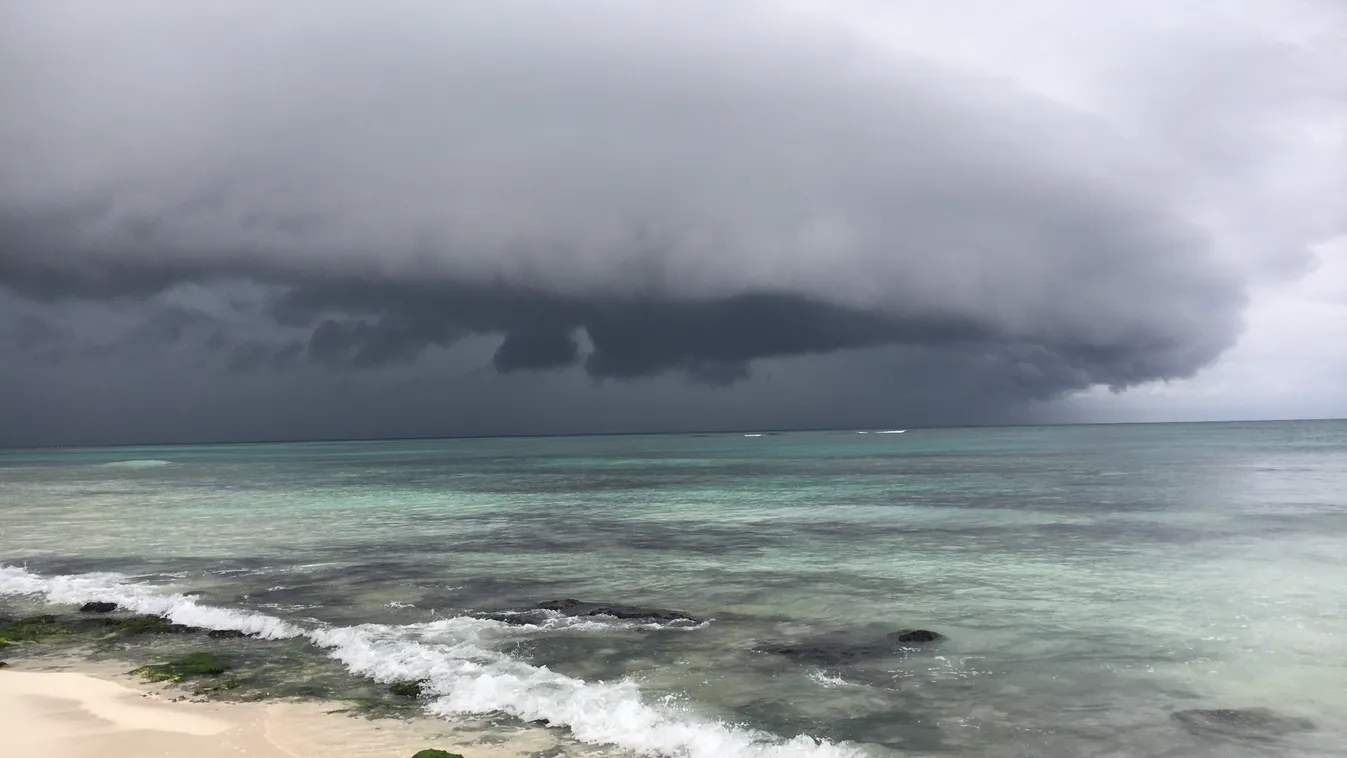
[2,422,1346,757]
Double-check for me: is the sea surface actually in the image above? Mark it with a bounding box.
[2,421,1345,757]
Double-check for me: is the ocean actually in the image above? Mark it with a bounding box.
[2,421,1345,757]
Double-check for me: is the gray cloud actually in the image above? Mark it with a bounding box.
[1,0,1342,444]
[492,329,581,375]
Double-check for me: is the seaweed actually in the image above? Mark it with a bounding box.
[134,652,231,683]
[0,615,70,648]
[390,680,426,698]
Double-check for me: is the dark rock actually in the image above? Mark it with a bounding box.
[114,615,200,636]
[0,661,9,669]
[481,598,698,626]
[207,629,250,640]
[390,680,425,698]
[134,652,231,683]
[411,751,464,758]
[539,598,698,623]
[79,601,119,613]
[891,629,945,644]
[1173,708,1315,741]
[760,629,946,665]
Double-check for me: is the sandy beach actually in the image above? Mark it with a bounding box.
[0,660,544,758]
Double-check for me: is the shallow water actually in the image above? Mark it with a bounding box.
[2,422,1345,757]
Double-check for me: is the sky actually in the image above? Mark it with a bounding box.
[2,0,1345,446]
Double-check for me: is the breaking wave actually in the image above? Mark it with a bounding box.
[0,565,864,758]
[101,460,173,468]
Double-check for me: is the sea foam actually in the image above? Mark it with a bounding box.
[0,565,866,758]
[0,565,300,639]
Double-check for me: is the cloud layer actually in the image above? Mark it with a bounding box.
[1,0,1343,443]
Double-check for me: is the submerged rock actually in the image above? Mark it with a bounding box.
[134,652,231,683]
[760,629,946,665]
[411,751,464,758]
[207,629,250,640]
[1173,708,1315,741]
[390,680,425,698]
[539,598,699,623]
[481,598,699,626]
[0,615,70,648]
[79,601,119,613]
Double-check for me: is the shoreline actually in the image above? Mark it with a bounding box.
[0,657,554,758]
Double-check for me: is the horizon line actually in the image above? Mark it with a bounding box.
[3,415,1345,453]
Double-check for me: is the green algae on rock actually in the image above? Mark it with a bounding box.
[410,751,464,758]
[193,675,243,693]
[0,612,205,653]
[0,615,70,648]
[114,615,200,636]
[389,680,426,698]
[134,652,231,683]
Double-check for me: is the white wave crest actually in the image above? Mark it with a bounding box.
[807,670,853,688]
[101,459,172,468]
[0,565,300,639]
[1,565,865,758]
[320,620,863,758]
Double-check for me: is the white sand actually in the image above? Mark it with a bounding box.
[0,661,553,758]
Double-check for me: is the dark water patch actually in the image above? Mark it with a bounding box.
[3,554,249,579]
[402,513,790,557]
[817,710,947,752]
[235,555,454,588]
[696,570,911,610]
[459,473,707,494]
[758,628,946,666]
[734,697,948,753]
[780,518,1213,554]
[1172,708,1316,742]
[227,566,582,625]
[496,619,729,685]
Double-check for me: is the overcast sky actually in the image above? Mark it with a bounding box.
[2,0,1344,446]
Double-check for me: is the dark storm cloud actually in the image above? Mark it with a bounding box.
[225,340,303,374]
[492,329,580,374]
[1,0,1341,444]
[305,316,463,369]
[270,282,996,383]
[11,315,62,352]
